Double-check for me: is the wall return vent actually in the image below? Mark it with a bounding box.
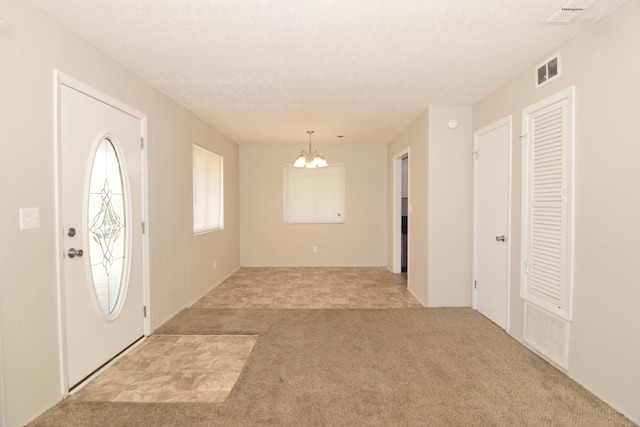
[545,0,596,24]
[524,302,570,369]
[535,53,561,88]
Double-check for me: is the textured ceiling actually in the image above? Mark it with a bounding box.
[31,0,628,144]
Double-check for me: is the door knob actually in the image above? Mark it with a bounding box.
[67,248,84,258]
[495,235,506,242]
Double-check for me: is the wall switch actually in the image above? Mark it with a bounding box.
[213,260,217,269]
[19,207,40,231]
[313,246,318,253]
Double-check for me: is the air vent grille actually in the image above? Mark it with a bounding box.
[524,302,570,369]
[545,0,596,24]
[535,53,561,88]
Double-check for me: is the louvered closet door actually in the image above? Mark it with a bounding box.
[522,87,574,320]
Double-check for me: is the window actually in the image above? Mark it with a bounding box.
[193,144,223,234]
[521,87,574,320]
[284,164,345,224]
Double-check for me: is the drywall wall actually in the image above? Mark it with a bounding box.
[0,1,240,425]
[240,142,387,266]
[473,1,640,422]
[427,106,473,307]
[387,110,429,304]
[386,107,473,307]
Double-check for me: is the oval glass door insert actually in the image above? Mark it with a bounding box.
[87,137,128,315]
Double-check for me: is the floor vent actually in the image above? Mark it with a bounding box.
[524,302,569,369]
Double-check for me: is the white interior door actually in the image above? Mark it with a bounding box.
[61,83,145,388]
[474,117,511,330]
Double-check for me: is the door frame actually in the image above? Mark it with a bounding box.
[0,315,5,427]
[392,148,409,275]
[53,71,150,395]
[472,116,512,332]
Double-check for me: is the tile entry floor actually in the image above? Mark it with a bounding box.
[194,267,422,309]
[70,335,257,403]
[71,267,420,403]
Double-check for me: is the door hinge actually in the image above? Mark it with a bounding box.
[142,222,146,234]
[472,150,478,160]
[143,306,147,318]
[140,137,144,149]
[474,280,477,289]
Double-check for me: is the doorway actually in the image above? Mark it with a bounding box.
[473,117,511,331]
[392,149,409,275]
[56,73,150,391]
[401,156,408,272]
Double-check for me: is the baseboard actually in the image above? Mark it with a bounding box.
[407,286,426,307]
[187,267,240,308]
[152,267,240,334]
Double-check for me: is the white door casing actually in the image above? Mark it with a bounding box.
[473,116,512,330]
[392,149,409,275]
[56,73,149,390]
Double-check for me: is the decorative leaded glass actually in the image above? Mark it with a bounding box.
[88,138,127,315]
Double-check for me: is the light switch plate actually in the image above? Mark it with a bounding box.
[19,207,40,231]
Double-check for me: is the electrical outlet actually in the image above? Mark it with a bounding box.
[313,246,318,253]
[213,260,217,269]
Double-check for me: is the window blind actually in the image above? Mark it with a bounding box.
[193,144,223,233]
[284,164,345,224]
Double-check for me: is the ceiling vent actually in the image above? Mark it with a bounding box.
[536,52,561,88]
[545,0,596,24]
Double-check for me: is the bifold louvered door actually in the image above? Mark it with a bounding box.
[522,87,574,320]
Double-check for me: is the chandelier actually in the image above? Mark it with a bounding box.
[293,130,328,168]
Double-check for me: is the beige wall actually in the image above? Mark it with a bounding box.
[0,1,240,425]
[473,1,640,422]
[427,106,473,307]
[240,143,387,266]
[387,110,430,304]
[386,107,473,307]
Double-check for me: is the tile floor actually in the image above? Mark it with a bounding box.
[70,267,420,403]
[194,267,421,309]
[70,335,257,403]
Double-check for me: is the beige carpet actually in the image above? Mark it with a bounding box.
[30,307,633,426]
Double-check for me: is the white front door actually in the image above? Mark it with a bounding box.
[60,81,146,389]
[473,117,511,330]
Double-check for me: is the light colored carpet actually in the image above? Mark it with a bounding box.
[30,308,634,426]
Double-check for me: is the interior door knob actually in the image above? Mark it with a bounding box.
[67,248,84,258]
[495,235,506,242]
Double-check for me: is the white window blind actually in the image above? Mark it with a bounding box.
[193,144,223,234]
[521,87,574,320]
[284,164,345,224]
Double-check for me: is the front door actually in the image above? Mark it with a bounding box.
[473,117,511,330]
[60,81,145,389]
